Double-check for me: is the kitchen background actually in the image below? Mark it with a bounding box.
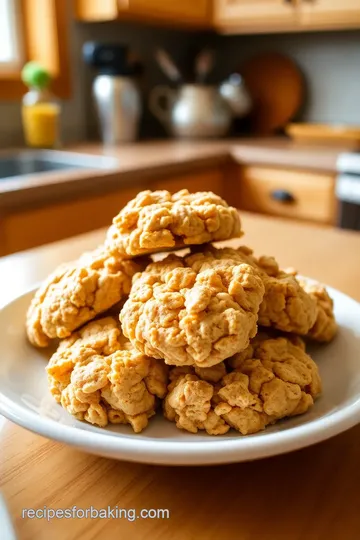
[1,0,360,257]
[2,3,360,145]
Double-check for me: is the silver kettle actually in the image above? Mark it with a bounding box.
[84,42,142,145]
[149,84,232,139]
[93,75,141,145]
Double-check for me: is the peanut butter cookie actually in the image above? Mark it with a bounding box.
[26,247,144,347]
[164,336,321,435]
[105,189,242,258]
[120,250,265,368]
[191,246,318,336]
[47,316,168,432]
[300,281,337,342]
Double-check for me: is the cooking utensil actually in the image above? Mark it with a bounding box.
[219,73,252,118]
[286,123,360,148]
[155,48,183,84]
[242,52,304,135]
[194,49,214,83]
[83,42,142,145]
[149,84,232,138]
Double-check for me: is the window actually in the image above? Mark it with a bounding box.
[0,0,71,99]
[0,0,23,71]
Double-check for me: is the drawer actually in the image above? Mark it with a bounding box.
[236,166,336,224]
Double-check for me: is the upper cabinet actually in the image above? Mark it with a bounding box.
[299,0,360,31]
[75,0,211,26]
[213,0,298,33]
[119,0,211,25]
[75,0,360,33]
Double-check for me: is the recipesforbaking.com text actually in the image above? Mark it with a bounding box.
[21,505,170,522]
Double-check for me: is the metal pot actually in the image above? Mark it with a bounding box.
[149,84,232,138]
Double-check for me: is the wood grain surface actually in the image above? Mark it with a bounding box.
[1,212,360,540]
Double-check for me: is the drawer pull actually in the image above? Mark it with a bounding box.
[270,189,295,203]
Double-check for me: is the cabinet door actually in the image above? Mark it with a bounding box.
[299,0,360,30]
[214,0,298,32]
[119,0,211,25]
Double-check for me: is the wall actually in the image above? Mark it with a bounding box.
[213,30,360,126]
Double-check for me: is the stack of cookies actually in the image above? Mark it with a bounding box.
[26,190,337,435]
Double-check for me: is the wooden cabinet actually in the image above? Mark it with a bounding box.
[299,0,360,30]
[119,0,211,25]
[75,0,210,26]
[75,0,360,32]
[214,0,298,33]
[214,0,360,33]
[0,186,144,256]
[233,165,336,224]
[0,168,223,256]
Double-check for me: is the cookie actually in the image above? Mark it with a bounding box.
[164,336,321,435]
[300,281,337,342]
[105,189,242,258]
[47,317,168,432]
[120,250,265,368]
[26,247,144,347]
[191,246,318,336]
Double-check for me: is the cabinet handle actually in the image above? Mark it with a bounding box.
[270,189,295,203]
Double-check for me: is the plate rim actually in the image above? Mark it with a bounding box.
[1,285,360,465]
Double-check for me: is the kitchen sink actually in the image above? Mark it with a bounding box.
[0,150,118,181]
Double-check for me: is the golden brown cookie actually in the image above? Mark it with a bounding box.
[300,281,337,342]
[26,247,144,347]
[164,336,321,436]
[120,250,265,368]
[105,189,242,258]
[47,316,168,432]
[191,246,318,336]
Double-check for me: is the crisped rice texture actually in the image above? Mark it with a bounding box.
[300,281,337,342]
[192,245,318,336]
[105,189,242,258]
[120,250,265,368]
[164,336,321,435]
[26,247,143,347]
[46,317,168,432]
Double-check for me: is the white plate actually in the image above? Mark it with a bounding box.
[0,286,360,466]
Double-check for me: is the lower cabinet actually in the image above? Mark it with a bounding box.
[0,164,336,257]
[0,168,224,256]
[232,165,336,225]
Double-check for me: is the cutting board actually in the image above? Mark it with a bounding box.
[243,52,304,135]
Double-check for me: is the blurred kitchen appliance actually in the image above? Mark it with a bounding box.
[336,153,360,230]
[83,42,142,145]
[149,84,232,138]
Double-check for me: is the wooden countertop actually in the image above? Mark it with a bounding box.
[1,212,360,540]
[0,138,349,210]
